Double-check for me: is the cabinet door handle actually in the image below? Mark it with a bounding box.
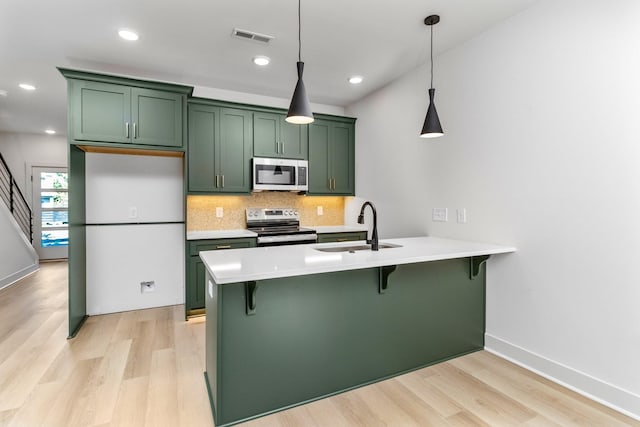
[133,122,137,139]
[280,142,284,153]
[337,238,350,242]
[328,178,332,190]
[125,122,130,138]
[216,245,232,249]
[221,175,225,188]
[215,175,219,188]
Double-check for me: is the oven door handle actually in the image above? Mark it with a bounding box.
[257,234,318,245]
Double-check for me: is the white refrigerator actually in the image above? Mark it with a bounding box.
[85,153,184,315]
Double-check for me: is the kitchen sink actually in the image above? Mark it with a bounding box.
[314,243,402,253]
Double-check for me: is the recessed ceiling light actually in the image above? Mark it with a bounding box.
[348,76,364,84]
[252,56,271,66]
[45,129,56,135]
[0,89,7,97]
[19,83,36,91]
[118,29,139,41]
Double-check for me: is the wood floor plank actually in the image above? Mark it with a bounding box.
[472,354,639,427]
[375,379,452,426]
[0,311,67,411]
[0,408,17,426]
[7,381,64,427]
[352,383,423,427]
[110,377,149,427]
[122,319,156,379]
[296,395,354,427]
[326,391,386,427]
[144,348,179,427]
[91,338,132,425]
[427,362,538,426]
[175,352,213,427]
[1,261,638,427]
[44,357,102,427]
[396,371,464,418]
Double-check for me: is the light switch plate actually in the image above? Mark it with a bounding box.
[457,208,467,223]
[216,207,223,218]
[317,206,323,216]
[128,206,137,219]
[432,208,448,222]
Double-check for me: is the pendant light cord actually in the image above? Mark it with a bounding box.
[298,0,302,62]
[430,24,434,89]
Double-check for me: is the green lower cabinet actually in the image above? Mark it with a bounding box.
[316,231,367,243]
[186,238,256,315]
[205,258,486,426]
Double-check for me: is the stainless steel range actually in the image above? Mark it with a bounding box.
[246,208,317,246]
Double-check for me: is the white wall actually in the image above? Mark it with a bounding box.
[86,223,184,315]
[0,202,38,290]
[347,0,640,419]
[85,153,184,223]
[0,131,67,204]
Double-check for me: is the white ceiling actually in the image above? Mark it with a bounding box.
[0,0,538,136]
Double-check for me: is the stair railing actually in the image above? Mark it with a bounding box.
[0,152,33,242]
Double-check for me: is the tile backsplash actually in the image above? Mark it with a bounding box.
[187,193,348,231]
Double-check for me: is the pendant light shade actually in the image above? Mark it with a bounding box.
[286,61,314,124]
[286,0,314,124]
[421,88,443,137]
[420,15,443,138]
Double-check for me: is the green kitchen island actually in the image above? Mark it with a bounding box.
[200,236,515,426]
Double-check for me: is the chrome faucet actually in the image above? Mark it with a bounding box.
[357,201,379,251]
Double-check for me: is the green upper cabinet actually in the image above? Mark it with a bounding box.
[218,108,253,192]
[59,68,191,150]
[188,104,218,192]
[253,112,308,159]
[131,88,183,147]
[71,81,131,144]
[308,117,355,195]
[187,102,253,194]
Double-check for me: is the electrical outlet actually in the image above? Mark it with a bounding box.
[128,206,137,219]
[140,280,155,293]
[457,208,467,223]
[317,206,323,216]
[216,207,223,218]
[432,208,448,222]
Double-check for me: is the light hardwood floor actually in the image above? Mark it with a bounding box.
[0,262,637,427]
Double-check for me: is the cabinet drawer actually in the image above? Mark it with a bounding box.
[317,232,367,244]
[189,238,256,256]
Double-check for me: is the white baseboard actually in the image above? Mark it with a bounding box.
[485,333,640,421]
[0,263,39,291]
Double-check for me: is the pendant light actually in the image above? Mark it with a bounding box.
[420,15,443,138]
[286,0,314,124]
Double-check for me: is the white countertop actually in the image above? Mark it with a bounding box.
[308,225,369,233]
[186,229,257,240]
[200,236,516,284]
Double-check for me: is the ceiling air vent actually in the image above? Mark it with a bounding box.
[231,28,274,44]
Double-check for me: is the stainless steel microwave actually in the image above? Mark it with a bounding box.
[252,158,308,192]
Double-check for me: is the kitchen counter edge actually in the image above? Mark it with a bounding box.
[200,236,516,284]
